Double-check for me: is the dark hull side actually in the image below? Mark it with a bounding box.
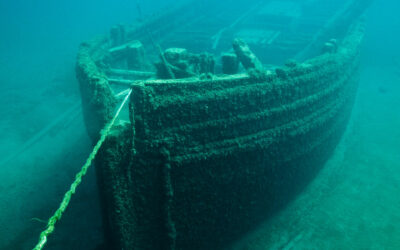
[94,22,363,249]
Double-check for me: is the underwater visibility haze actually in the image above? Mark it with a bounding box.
[0,0,399,249]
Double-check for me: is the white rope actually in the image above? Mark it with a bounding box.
[33,89,132,250]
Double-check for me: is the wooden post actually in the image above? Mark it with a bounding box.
[126,41,146,70]
[232,39,263,71]
[221,53,239,74]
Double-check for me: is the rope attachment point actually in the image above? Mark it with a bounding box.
[33,89,132,250]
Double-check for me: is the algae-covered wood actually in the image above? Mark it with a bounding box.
[74,0,371,249]
[94,21,364,249]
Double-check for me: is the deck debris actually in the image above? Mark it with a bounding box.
[155,47,215,79]
[221,53,239,75]
[232,38,263,71]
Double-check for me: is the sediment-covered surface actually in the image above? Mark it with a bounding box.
[94,22,364,249]
[231,60,400,250]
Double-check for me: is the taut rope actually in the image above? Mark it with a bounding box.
[33,89,132,250]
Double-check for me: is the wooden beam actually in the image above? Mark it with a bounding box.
[232,39,263,71]
[107,68,154,79]
[108,78,134,87]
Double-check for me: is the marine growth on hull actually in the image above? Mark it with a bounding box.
[75,0,372,249]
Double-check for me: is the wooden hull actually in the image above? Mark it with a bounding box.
[75,1,370,249]
[94,25,362,250]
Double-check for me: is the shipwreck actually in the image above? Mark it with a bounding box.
[75,0,372,249]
